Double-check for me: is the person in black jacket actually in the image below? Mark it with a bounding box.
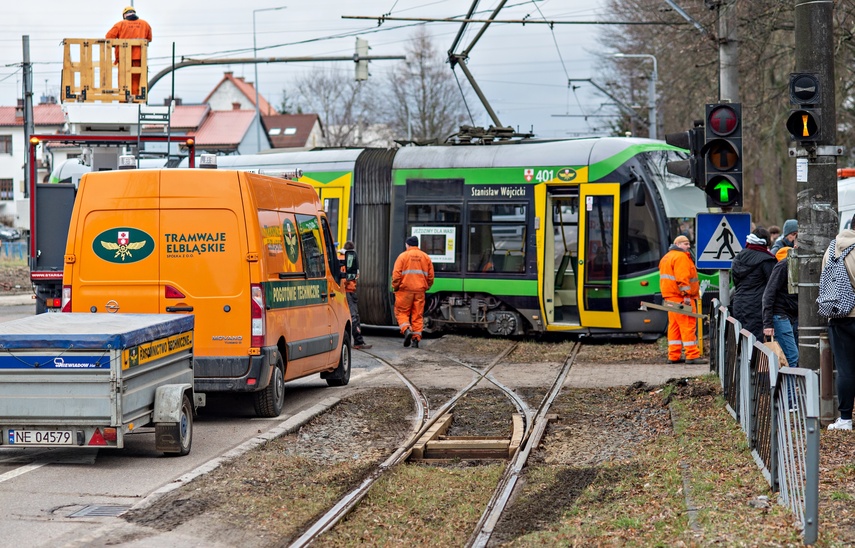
[762,248,798,367]
[731,227,777,340]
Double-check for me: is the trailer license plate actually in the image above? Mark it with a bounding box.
[8,430,73,445]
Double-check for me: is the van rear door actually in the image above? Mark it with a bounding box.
[159,171,252,362]
[70,172,161,312]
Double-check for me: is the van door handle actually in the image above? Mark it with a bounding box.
[166,306,194,312]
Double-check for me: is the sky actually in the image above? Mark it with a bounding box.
[1,1,619,140]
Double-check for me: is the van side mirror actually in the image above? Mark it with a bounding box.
[344,249,358,280]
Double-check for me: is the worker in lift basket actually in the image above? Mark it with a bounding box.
[106,6,153,97]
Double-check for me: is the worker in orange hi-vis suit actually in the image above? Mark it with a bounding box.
[106,6,152,97]
[392,236,434,349]
[658,235,705,365]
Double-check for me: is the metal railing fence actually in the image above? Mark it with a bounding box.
[708,300,819,545]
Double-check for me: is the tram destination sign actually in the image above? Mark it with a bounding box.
[468,185,529,199]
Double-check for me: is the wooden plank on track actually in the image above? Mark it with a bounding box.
[509,413,524,457]
[410,413,453,460]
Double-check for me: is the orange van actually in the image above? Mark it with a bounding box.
[61,165,352,417]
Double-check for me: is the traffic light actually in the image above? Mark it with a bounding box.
[702,103,742,208]
[665,120,705,189]
[785,73,821,142]
[354,38,369,81]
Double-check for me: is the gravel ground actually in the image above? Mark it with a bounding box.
[0,263,29,294]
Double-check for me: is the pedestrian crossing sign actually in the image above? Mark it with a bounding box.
[695,212,751,269]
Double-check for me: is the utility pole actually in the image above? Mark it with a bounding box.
[22,36,34,199]
[792,0,837,376]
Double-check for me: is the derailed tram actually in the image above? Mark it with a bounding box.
[210,137,706,338]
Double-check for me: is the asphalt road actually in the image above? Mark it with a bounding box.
[0,302,384,547]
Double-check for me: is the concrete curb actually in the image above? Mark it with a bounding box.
[0,294,33,307]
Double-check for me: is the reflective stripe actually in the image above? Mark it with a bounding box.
[689,277,699,283]
[668,339,683,345]
[684,341,697,347]
[413,331,422,336]
[679,285,691,291]
[660,274,676,280]
[402,269,430,276]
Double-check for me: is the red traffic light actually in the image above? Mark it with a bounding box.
[707,105,739,137]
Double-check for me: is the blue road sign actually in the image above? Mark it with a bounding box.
[696,212,751,269]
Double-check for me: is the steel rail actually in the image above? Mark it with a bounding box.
[289,342,518,547]
[467,341,582,548]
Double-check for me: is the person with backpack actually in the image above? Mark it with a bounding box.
[820,214,855,430]
[731,227,777,341]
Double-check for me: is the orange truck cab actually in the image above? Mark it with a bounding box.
[61,165,353,417]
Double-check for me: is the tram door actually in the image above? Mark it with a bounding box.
[544,193,580,326]
[577,183,621,328]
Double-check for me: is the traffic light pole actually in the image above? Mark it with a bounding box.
[793,0,838,377]
[716,0,739,307]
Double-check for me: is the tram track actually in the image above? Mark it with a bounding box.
[290,339,580,547]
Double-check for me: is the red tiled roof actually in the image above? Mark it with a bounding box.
[188,110,255,149]
[170,104,210,129]
[0,103,64,126]
[203,72,276,115]
[262,114,321,148]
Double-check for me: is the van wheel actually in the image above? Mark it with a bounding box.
[158,394,193,457]
[254,356,285,418]
[325,332,351,387]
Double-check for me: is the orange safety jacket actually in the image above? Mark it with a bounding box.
[106,19,152,61]
[658,246,699,301]
[392,247,434,293]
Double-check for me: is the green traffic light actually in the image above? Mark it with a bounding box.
[707,176,739,206]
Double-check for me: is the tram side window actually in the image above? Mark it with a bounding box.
[620,186,661,275]
[406,203,461,273]
[296,214,326,278]
[467,204,527,273]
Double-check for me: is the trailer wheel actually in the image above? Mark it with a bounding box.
[325,331,351,387]
[158,394,193,457]
[253,355,285,418]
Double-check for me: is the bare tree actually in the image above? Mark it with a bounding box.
[384,27,470,144]
[293,68,375,147]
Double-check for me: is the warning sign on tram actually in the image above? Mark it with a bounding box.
[695,213,751,269]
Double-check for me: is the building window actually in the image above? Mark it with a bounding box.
[0,179,13,201]
[284,127,297,135]
[0,135,11,155]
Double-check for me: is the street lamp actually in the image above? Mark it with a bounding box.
[613,53,658,140]
[253,6,287,152]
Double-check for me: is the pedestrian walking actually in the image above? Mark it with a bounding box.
[762,247,798,367]
[106,6,153,97]
[822,214,855,430]
[731,228,777,341]
[658,235,705,364]
[392,236,434,348]
[770,219,797,255]
[339,241,371,350]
